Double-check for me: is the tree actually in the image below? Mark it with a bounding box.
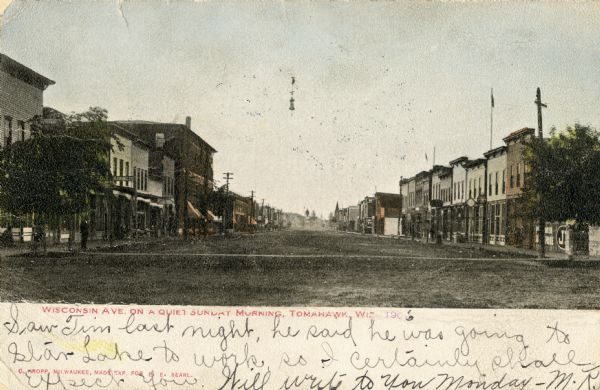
[0,107,114,249]
[522,124,600,226]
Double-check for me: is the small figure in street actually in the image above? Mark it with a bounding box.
[33,224,46,255]
[80,219,89,251]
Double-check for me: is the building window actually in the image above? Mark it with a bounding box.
[3,116,12,146]
[18,121,25,141]
[502,169,506,194]
[113,157,117,176]
[510,165,514,188]
[495,204,501,236]
[489,174,492,196]
[125,162,129,187]
[495,172,499,195]
[488,205,494,236]
[517,163,521,187]
[119,159,124,186]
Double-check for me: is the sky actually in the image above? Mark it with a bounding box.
[1,1,599,217]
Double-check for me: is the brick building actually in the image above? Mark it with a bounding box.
[374,192,401,236]
[115,117,216,235]
[450,156,469,242]
[358,196,375,234]
[504,127,536,249]
[465,158,487,243]
[483,145,508,245]
[430,165,452,240]
[401,171,431,239]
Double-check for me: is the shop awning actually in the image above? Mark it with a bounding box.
[112,190,132,200]
[187,201,203,219]
[207,210,218,221]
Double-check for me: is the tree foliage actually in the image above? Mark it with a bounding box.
[0,107,113,223]
[522,124,600,225]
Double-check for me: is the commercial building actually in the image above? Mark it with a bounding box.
[358,196,375,234]
[430,165,452,241]
[449,156,469,242]
[465,158,487,243]
[115,117,216,235]
[0,53,54,241]
[504,127,536,249]
[483,145,508,245]
[374,192,401,236]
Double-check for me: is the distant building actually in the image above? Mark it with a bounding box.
[225,192,254,233]
[430,165,452,241]
[465,158,487,243]
[374,192,401,236]
[400,176,416,238]
[449,156,469,242]
[358,196,375,234]
[347,205,360,232]
[401,171,431,240]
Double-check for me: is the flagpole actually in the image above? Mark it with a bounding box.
[490,88,494,149]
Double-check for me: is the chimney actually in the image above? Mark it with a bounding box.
[185,116,191,128]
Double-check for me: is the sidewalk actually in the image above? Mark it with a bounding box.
[0,235,175,259]
[337,229,573,260]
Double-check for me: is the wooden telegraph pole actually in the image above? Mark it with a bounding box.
[535,87,547,259]
[222,172,233,233]
[250,190,255,233]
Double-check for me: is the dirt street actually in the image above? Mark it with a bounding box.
[1,229,598,308]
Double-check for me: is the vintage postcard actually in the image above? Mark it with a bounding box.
[0,1,599,389]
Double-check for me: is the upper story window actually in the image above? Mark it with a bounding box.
[510,165,514,188]
[18,121,25,142]
[495,172,499,195]
[3,116,12,146]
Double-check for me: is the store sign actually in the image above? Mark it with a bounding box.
[556,225,567,250]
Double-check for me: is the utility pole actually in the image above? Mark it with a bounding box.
[490,88,495,150]
[222,172,233,233]
[535,87,547,259]
[223,172,233,193]
[183,168,189,239]
[399,176,403,237]
[250,190,255,233]
[261,198,265,231]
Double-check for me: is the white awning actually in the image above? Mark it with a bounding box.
[113,190,132,200]
[187,201,203,219]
